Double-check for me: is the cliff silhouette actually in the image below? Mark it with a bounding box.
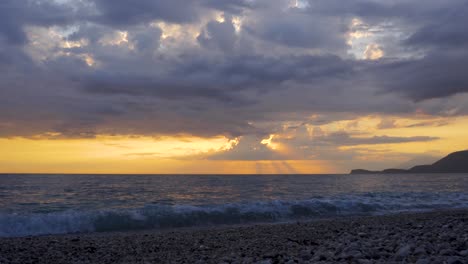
[350,150,468,174]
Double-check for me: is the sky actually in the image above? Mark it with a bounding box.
[1,0,468,174]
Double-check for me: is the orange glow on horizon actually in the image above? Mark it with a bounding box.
[1,115,468,174]
[0,135,329,174]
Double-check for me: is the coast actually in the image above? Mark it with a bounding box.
[1,210,467,263]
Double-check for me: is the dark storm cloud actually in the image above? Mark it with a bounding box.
[404,2,468,48]
[68,24,110,44]
[1,0,468,142]
[0,0,79,45]
[129,27,162,53]
[318,132,439,146]
[202,0,254,14]
[91,0,201,25]
[197,18,237,52]
[80,53,354,103]
[245,8,348,50]
[303,0,463,24]
[372,52,468,101]
[81,74,246,103]
[372,0,468,101]
[281,126,440,152]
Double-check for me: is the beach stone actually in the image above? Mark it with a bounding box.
[313,250,332,262]
[439,242,451,250]
[357,259,372,264]
[2,210,468,264]
[413,246,426,256]
[358,232,368,238]
[415,258,430,264]
[395,244,412,260]
[340,249,363,260]
[299,250,312,260]
[256,259,272,264]
[346,242,361,251]
[448,257,464,264]
[439,248,455,256]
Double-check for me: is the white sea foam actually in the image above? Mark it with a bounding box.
[1,192,467,237]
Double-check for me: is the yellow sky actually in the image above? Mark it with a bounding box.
[0,135,330,174]
[1,115,468,174]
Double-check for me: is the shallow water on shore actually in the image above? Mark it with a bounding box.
[1,173,467,237]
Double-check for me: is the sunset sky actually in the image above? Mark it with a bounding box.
[1,0,468,174]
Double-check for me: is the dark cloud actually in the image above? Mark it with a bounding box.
[404,2,468,48]
[404,120,450,128]
[68,24,110,44]
[129,27,162,52]
[1,0,467,147]
[0,0,79,45]
[79,53,354,104]
[91,0,201,26]
[197,18,237,52]
[202,0,254,14]
[318,132,439,146]
[304,0,463,24]
[373,52,468,101]
[244,4,348,50]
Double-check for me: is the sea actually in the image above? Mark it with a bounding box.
[0,173,467,237]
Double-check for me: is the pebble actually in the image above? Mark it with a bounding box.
[395,244,412,260]
[299,249,312,260]
[357,259,372,264]
[416,258,431,264]
[1,210,467,263]
[413,246,426,256]
[358,232,368,237]
[448,258,464,264]
[439,248,455,256]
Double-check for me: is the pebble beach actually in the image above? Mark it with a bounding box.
[1,210,467,263]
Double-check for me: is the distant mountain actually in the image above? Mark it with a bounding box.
[350,150,468,174]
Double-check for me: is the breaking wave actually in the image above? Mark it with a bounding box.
[1,192,467,237]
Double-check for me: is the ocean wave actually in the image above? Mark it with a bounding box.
[1,192,467,237]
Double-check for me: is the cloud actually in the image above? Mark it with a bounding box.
[245,9,348,50]
[0,0,83,46]
[318,132,439,146]
[208,136,283,161]
[206,125,439,161]
[404,2,468,49]
[363,43,383,60]
[129,27,162,52]
[197,17,238,52]
[91,0,201,26]
[0,0,468,147]
[372,52,468,101]
[77,52,355,107]
[377,118,397,129]
[202,0,254,14]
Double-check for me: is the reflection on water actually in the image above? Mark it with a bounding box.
[1,174,468,237]
[0,174,467,213]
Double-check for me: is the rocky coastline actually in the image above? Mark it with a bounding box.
[1,210,467,263]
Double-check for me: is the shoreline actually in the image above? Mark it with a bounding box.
[1,209,467,263]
